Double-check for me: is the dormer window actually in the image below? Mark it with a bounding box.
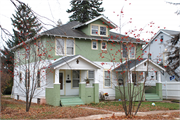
[100,26,106,35]
[91,24,107,37]
[92,25,98,35]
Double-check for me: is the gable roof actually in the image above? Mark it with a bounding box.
[143,29,180,50]
[72,15,117,29]
[49,55,102,69]
[113,58,166,71]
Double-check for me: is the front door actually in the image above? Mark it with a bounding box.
[59,72,64,95]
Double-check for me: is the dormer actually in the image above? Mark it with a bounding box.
[72,15,117,37]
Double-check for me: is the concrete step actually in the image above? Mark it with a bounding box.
[145,93,162,101]
[60,96,84,106]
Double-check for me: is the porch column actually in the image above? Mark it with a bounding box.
[55,69,59,84]
[158,71,161,83]
[94,69,99,83]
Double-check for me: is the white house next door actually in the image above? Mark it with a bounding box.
[59,72,64,95]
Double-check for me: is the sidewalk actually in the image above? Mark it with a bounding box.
[62,107,180,120]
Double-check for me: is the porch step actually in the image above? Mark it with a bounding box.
[60,96,84,106]
[145,93,162,101]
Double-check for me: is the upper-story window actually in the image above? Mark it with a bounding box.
[100,26,106,35]
[160,35,163,43]
[122,43,136,59]
[91,24,107,36]
[66,39,74,55]
[92,41,98,50]
[92,25,98,35]
[104,71,111,87]
[101,42,107,50]
[56,38,64,55]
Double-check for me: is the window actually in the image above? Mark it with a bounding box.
[66,39,74,55]
[122,43,136,59]
[104,71,110,87]
[92,41,98,49]
[91,24,107,36]
[160,35,163,43]
[132,72,137,85]
[122,44,128,58]
[37,70,40,88]
[101,42,107,50]
[56,38,64,55]
[25,71,30,87]
[88,70,94,79]
[26,46,29,60]
[19,72,22,83]
[129,45,135,58]
[73,70,80,87]
[91,25,98,35]
[117,72,123,85]
[100,26,106,35]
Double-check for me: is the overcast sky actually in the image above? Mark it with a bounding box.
[0,0,180,48]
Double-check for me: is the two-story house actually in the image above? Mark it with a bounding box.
[12,15,166,106]
[143,29,180,100]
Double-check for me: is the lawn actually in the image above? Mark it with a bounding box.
[0,98,109,119]
[82,100,180,112]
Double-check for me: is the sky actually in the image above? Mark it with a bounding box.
[0,0,180,48]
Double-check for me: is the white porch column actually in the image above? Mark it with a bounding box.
[94,69,99,83]
[158,71,161,83]
[55,69,59,84]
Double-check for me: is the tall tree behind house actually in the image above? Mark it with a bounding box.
[67,0,104,23]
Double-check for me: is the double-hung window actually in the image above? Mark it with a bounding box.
[37,70,41,88]
[104,71,111,87]
[66,39,74,55]
[122,44,128,58]
[73,70,80,87]
[100,26,106,35]
[101,42,107,50]
[117,72,123,85]
[129,45,135,59]
[92,41,98,50]
[92,25,98,35]
[88,70,94,79]
[56,38,64,55]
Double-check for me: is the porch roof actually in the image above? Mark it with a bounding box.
[49,55,102,70]
[113,58,166,71]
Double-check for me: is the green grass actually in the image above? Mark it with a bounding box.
[88,101,180,111]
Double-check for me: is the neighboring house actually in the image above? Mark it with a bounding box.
[12,15,165,106]
[143,29,180,100]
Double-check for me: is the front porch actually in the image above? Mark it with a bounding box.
[45,55,101,106]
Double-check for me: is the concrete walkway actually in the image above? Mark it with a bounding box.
[60,107,180,120]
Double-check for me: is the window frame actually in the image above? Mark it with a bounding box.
[101,41,107,50]
[91,40,98,50]
[56,38,65,56]
[66,39,74,56]
[37,70,41,88]
[122,43,136,59]
[117,72,124,86]
[88,70,94,79]
[90,24,108,37]
[104,71,111,87]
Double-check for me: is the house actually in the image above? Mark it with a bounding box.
[12,15,165,106]
[143,29,180,100]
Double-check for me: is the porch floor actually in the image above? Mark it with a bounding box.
[60,95,84,106]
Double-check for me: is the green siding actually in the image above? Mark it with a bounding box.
[156,83,162,99]
[45,83,60,106]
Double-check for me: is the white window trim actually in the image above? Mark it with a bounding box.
[103,70,111,88]
[91,40,98,50]
[90,24,108,37]
[66,39,75,56]
[101,41,107,50]
[122,43,136,59]
[55,38,75,56]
